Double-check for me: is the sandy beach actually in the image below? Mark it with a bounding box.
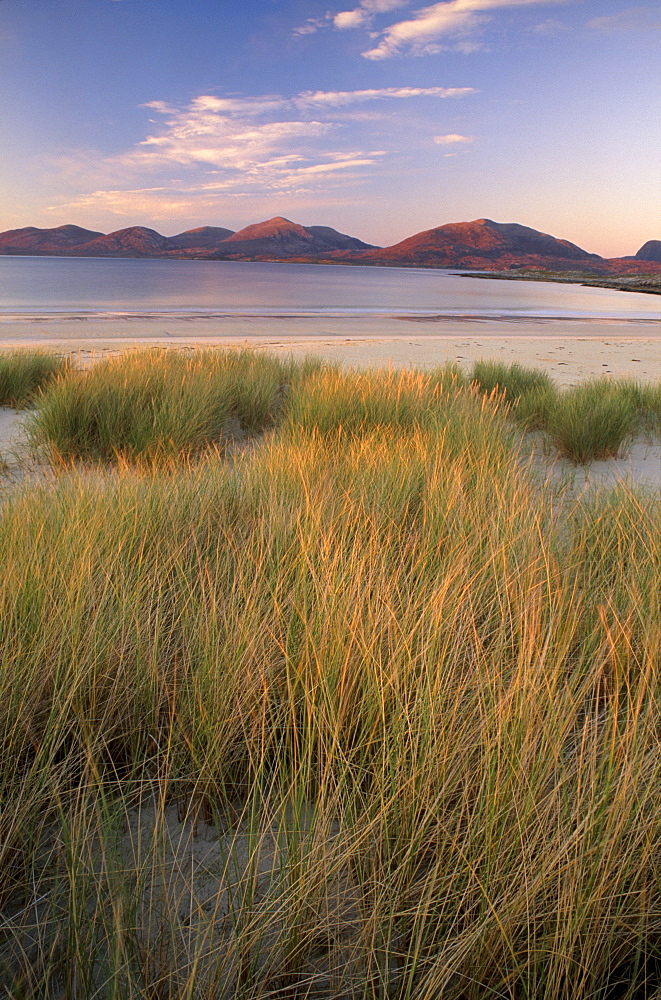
[0,312,659,385]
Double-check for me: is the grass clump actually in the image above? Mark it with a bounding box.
[470,358,558,431]
[470,360,661,459]
[608,376,661,437]
[545,377,640,463]
[28,348,299,464]
[470,358,554,400]
[0,350,71,407]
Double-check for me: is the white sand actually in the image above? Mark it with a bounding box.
[0,312,659,385]
[256,335,661,386]
[0,408,29,455]
[532,438,661,491]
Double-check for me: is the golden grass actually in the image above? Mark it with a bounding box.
[0,352,659,997]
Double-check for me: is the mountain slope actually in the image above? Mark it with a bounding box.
[213,217,377,257]
[0,219,376,259]
[635,240,661,263]
[0,224,104,255]
[0,219,657,275]
[68,227,171,257]
[327,218,602,269]
[166,226,236,251]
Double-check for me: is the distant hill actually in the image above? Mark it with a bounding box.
[67,226,170,257]
[326,218,603,270]
[635,240,661,263]
[0,218,376,259]
[0,224,103,254]
[166,226,236,251]
[211,217,377,258]
[597,257,661,276]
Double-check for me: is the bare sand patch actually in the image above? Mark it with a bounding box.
[258,335,661,386]
[0,408,28,455]
[0,409,33,479]
[527,437,661,492]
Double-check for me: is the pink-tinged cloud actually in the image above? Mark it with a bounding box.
[45,85,478,224]
[433,132,474,143]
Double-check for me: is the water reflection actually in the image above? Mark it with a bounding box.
[0,257,658,319]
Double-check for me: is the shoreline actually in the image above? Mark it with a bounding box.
[0,312,658,386]
[1,310,658,324]
[460,270,661,296]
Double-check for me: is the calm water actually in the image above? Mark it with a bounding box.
[0,255,658,320]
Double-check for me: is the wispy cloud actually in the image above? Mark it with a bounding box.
[334,0,410,29]
[588,7,661,33]
[50,187,201,221]
[329,0,570,59]
[433,132,474,143]
[531,17,568,34]
[292,16,330,36]
[297,86,476,105]
[48,86,476,219]
[294,1,409,34]
[124,105,330,173]
[124,89,471,174]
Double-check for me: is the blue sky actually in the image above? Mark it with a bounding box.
[0,0,659,255]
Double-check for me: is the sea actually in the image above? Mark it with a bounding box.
[0,256,658,322]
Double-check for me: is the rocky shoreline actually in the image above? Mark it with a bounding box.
[460,269,661,296]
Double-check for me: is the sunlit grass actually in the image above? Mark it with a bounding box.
[0,352,659,997]
[470,358,554,400]
[0,350,71,407]
[469,361,661,461]
[27,347,316,464]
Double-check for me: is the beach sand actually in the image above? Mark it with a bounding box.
[0,312,659,385]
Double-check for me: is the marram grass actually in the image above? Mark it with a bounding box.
[470,357,554,400]
[27,347,320,464]
[0,350,71,407]
[19,349,661,466]
[469,360,661,459]
[544,376,640,462]
[0,353,660,998]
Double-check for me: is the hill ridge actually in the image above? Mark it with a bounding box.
[0,218,658,275]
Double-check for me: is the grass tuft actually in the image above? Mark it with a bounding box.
[545,377,640,463]
[470,358,560,432]
[609,376,661,437]
[0,351,72,407]
[470,358,554,400]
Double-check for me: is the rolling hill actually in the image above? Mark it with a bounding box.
[0,217,658,276]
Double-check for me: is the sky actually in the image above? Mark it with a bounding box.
[0,0,659,256]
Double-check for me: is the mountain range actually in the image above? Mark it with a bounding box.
[0,217,658,275]
[0,218,375,260]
